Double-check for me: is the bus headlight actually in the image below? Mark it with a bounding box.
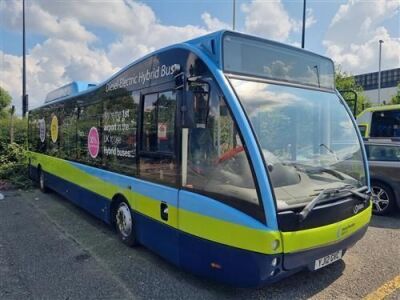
[272,239,280,251]
[271,257,279,267]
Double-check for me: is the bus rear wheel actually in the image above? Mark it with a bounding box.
[115,201,138,247]
[38,168,48,193]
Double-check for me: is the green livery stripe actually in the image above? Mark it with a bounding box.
[30,152,120,199]
[179,209,282,254]
[281,204,372,253]
[135,194,179,228]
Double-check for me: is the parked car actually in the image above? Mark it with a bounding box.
[364,139,400,215]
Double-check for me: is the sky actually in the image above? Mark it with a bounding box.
[0,0,399,113]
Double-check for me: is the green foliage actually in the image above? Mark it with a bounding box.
[0,112,30,189]
[0,143,32,189]
[0,86,12,119]
[0,117,27,145]
[335,66,371,115]
[390,83,400,105]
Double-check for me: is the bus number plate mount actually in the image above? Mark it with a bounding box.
[314,250,342,270]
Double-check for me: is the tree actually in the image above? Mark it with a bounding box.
[389,83,400,105]
[0,86,12,119]
[335,67,371,116]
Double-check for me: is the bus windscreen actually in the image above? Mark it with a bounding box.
[223,33,335,90]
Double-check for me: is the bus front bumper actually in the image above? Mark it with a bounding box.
[279,203,371,272]
[282,224,368,270]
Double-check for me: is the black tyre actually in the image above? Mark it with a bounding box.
[371,181,396,215]
[38,168,48,193]
[114,200,138,247]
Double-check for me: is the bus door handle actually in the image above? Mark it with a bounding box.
[160,202,169,221]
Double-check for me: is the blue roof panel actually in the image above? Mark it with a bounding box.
[45,81,96,103]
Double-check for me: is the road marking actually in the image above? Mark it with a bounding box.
[363,275,400,300]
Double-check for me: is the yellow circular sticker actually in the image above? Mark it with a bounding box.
[51,115,58,143]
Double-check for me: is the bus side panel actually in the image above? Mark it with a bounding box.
[31,152,182,265]
[29,163,39,182]
[179,231,275,287]
[133,211,180,265]
[30,163,111,222]
[177,190,283,287]
[45,169,110,222]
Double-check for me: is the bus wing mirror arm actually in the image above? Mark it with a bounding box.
[175,72,185,90]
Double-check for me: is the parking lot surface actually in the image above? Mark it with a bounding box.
[0,189,399,300]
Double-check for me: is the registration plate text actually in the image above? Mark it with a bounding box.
[314,250,342,270]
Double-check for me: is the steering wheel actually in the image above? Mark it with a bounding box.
[217,146,244,164]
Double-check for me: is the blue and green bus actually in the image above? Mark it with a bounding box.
[28,31,371,287]
[357,104,400,138]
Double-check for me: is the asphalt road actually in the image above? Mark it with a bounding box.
[0,189,399,300]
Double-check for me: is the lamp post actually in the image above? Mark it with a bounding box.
[301,0,306,48]
[378,39,384,104]
[232,0,236,31]
[22,0,28,117]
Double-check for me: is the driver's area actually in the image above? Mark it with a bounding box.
[182,79,263,222]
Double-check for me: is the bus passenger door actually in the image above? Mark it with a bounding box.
[135,90,180,265]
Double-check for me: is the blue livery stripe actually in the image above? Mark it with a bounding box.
[179,191,268,230]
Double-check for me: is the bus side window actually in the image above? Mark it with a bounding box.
[77,101,103,166]
[139,91,178,185]
[60,103,78,160]
[103,92,139,176]
[371,109,400,137]
[185,87,264,222]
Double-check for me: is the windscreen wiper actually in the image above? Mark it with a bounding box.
[312,166,345,180]
[298,188,335,222]
[287,162,345,181]
[299,186,370,222]
[340,185,370,202]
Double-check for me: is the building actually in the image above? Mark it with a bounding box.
[354,68,400,105]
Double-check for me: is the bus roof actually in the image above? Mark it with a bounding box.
[358,104,400,118]
[33,30,335,111]
[45,81,96,103]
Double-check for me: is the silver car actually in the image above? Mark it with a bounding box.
[364,139,400,215]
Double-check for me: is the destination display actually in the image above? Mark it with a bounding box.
[106,61,180,93]
[223,33,335,90]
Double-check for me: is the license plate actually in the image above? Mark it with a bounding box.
[314,250,342,270]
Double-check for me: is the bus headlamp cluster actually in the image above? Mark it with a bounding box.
[271,257,279,267]
[272,239,280,251]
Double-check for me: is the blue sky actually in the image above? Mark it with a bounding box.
[2,1,340,55]
[1,0,399,111]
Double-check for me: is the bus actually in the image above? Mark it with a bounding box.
[357,104,400,138]
[28,30,371,287]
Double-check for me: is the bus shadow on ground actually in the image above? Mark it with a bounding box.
[37,189,346,299]
[369,212,400,230]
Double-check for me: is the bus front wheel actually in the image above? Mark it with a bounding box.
[115,200,138,247]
